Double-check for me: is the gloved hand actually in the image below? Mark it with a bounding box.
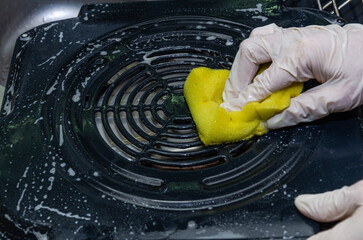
[221,23,363,129]
[295,180,363,240]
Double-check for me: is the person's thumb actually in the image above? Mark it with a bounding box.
[224,62,302,112]
[295,181,363,240]
[294,180,363,222]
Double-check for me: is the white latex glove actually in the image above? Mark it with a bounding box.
[221,23,363,129]
[295,180,363,240]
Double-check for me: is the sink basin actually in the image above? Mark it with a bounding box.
[0,0,155,86]
[0,0,152,106]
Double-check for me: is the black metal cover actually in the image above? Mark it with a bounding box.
[0,1,362,239]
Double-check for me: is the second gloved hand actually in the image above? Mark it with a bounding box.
[295,180,363,240]
[221,23,363,129]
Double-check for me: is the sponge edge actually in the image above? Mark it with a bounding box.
[184,67,303,146]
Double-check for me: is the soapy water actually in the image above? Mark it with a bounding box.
[2,14,318,217]
[36,17,318,214]
[0,8,324,239]
[236,3,263,13]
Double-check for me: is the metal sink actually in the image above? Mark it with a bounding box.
[0,0,157,86]
[0,0,155,106]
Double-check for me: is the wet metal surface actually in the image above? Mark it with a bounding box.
[0,0,152,87]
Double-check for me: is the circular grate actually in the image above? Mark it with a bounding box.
[93,48,229,170]
[42,16,318,211]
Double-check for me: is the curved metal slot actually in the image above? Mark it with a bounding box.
[140,156,226,171]
[202,144,276,187]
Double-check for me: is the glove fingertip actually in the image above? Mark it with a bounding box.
[294,194,317,215]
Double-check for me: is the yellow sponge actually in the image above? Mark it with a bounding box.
[184,66,303,146]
